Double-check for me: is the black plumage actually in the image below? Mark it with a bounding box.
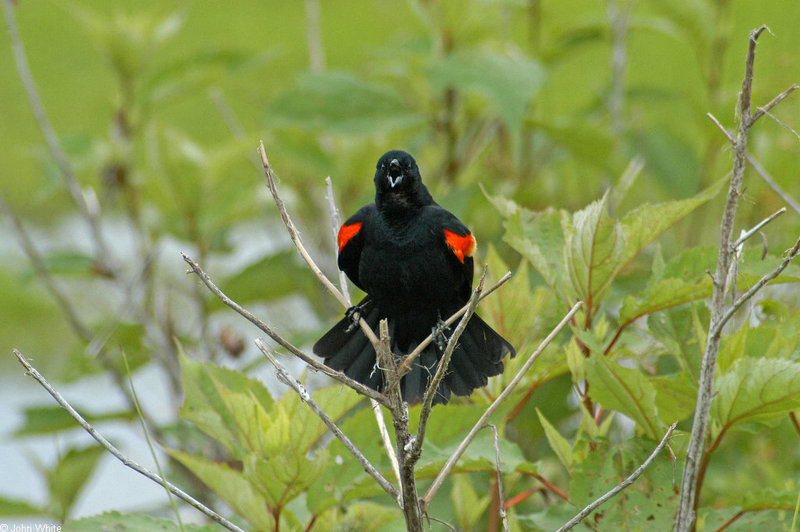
[314,150,515,404]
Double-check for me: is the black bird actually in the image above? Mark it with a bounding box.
[314,150,515,405]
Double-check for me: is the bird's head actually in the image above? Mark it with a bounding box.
[374,150,432,212]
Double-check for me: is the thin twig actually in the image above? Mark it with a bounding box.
[411,270,486,462]
[12,349,243,532]
[0,195,93,341]
[258,141,380,350]
[731,207,786,250]
[181,252,388,405]
[324,176,399,485]
[2,0,115,273]
[255,339,400,504]
[714,235,800,338]
[760,106,800,144]
[558,422,677,532]
[397,271,512,376]
[706,113,736,144]
[750,83,799,123]
[708,110,800,215]
[745,153,800,214]
[325,176,352,303]
[422,301,583,509]
[122,353,185,531]
[485,424,509,532]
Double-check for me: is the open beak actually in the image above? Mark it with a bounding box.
[387,159,403,188]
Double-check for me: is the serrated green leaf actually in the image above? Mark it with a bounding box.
[651,372,697,424]
[246,448,329,508]
[585,355,664,439]
[178,350,273,457]
[710,357,800,439]
[502,205,568,294]
[64,510,220,532]
[428,50,546,133]
[619,247,716,326]
[648,302,708,379]
[564,192,626,309]
[536,409,573,472]
[166,449,273,531]
[268,71,422,134]
[569,437,677,530]
[618,178,723,270]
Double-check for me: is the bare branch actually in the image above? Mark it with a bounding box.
[745,153,800,214]
[411,270,486,462]
[325,176,352,303]
[397,271,512,376]
[714,235,800,338]
[422,301,583,508]
[323,175,400,488]
[256,340,400,504]
[258,141,380,350]
[750,83,799,124]
[2,0,115,273]
[731,207,786,250]
[706,112,735,144]
[181,252,389,405]
[675,26,795,531]
[13,349,244,532]
[485,423,509,532]
[0,195,93,341]
[558,422,677,532]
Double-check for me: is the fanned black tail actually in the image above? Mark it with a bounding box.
[313,299,515,405]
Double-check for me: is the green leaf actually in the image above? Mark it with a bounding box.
[620,247,716,328]
[0,496,43,518]
[648,301,709,379]
[651,372,697,424]
[564,191,625,310]
[585,354,664,439]
[710,357,800,439]
[64,511,220,532]
[428,50,546,132]
[502,205,569,295]
[452,473,491,530]
[14,405,135,437]
[47,444,105,521]
[268,71,423,134]
[536,409,573,472]
[178,350,273,457]
[216,249,316,307]
[569,436,678,530]
[617,178,723,271]
[166,449,274,531]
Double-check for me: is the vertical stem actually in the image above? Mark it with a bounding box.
[674,25,768,532]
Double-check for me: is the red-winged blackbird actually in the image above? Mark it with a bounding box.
[314,150,515,405]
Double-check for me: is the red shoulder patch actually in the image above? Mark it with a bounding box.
[444,229,476,263]
[338,222,363,253]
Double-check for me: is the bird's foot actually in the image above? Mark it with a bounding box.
[431,318,451,351]
[344,300,371,333]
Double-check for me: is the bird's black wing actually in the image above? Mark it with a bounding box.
[337,203,375,291]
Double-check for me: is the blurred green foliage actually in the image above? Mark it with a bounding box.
[2,0,800,530]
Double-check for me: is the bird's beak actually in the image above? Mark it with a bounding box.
[387,159,403,188]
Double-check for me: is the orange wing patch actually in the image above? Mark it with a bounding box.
[444,229,476,263]
[338,222,363,253]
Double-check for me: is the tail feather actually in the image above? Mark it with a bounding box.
[314,300,514,405]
